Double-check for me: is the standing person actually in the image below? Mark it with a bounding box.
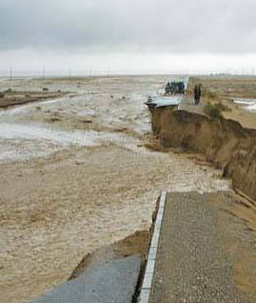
[194,85,198,105]
[197,84,201,105]
[194,84,202,105]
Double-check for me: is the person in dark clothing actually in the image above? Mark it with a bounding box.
[194,85,201,105]
[194,85,198,104]
[197,85,201,104]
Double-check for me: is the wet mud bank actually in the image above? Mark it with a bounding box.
[0,91,66,109]
[149,107,256,202]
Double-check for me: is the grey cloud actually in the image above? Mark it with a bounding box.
[1,0,256,53]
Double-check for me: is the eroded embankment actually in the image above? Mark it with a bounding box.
[150,107,256,202]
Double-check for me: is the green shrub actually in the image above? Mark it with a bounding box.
[0,92,4,98]
[203,103,222,119]
[215,102,231,112]
[204,90,218,99]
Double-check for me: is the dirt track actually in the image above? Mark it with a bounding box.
[0,76,229,303]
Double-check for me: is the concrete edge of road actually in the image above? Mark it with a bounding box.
[138,190,167,303]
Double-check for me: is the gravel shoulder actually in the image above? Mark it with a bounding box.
[149,191,256,303]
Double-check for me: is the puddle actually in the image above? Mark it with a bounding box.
[77,109,96,117]
[234,98,256,112]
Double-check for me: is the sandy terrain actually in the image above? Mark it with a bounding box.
[0,76,230,303]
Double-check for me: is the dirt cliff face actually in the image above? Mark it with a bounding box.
[150,107,256,202]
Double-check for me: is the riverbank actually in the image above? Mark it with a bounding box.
[148,98,256,202]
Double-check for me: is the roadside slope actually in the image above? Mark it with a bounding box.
[149,107,256,202]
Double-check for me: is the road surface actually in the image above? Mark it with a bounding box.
[149,191,256,303]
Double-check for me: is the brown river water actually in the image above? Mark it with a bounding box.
[0,76,229,303]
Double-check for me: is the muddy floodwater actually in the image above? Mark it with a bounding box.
[0,76,230,303]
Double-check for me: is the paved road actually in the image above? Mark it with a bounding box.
[149,192,256,303]
[31,255,141,303]
[178,96,206,115]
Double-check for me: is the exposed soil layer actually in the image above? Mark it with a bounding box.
[149,107,256,202]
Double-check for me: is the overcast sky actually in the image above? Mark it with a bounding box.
[1,0,256,75]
